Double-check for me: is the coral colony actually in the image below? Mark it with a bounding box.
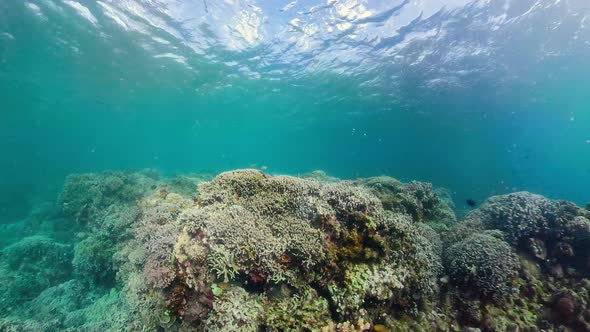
[1,169,590,331]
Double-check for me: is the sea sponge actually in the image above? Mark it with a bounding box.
[444,233,519,300]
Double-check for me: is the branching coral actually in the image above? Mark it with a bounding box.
[181,204,324,283]
[204,286,263,332]
[121,170,447,329]
[264,284,332,331]
[442,219,485,248]
[382,214,443,298]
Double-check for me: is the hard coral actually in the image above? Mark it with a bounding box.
[120,169,448,330]
[357,176,456,224]
[59,171,157,224]
[445,233,519,301]
[73,235,115,285]
[465,191,589,244]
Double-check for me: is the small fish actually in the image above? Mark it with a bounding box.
[466,199,477,207]
[249,163,257,168]
[260,166,268,171]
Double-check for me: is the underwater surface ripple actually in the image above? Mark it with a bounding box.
[1,0,590,215]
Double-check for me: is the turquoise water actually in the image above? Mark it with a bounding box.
[1,1,590,330]
[2,0,590,220]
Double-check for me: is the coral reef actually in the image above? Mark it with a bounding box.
[357,176,456,224]
[118,169,444,330]
[464,191,590,244]
[444,233,519,301]
[2,169,590,331]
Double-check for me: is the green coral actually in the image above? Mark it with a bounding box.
[204,286,263,332]
[264,285,332,331]
[59,171,157,224]
[73,235,116,285]
[2,235,72,278]
[0,236,73,312]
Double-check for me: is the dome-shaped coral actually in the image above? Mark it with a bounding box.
[463,192,588,244]
[444,233,519,301]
